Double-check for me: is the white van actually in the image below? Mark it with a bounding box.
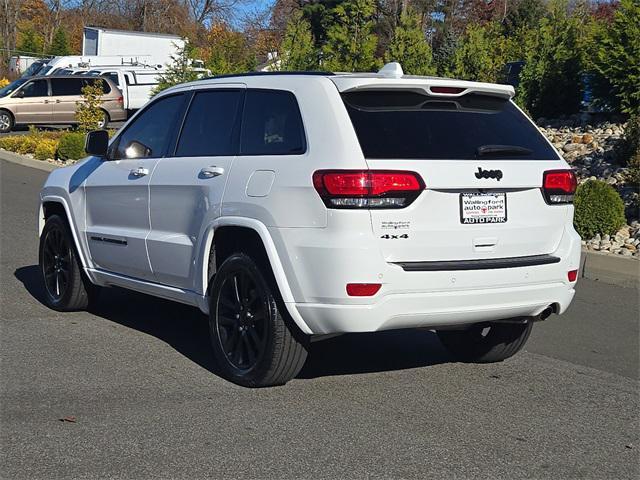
[86,68,161,113]
[39,56,157,77]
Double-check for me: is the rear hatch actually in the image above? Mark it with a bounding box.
[335,80,571,263]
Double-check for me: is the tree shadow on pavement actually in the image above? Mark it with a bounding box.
[15,264,452,381]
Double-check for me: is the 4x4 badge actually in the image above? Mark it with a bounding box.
[475,167,503,181]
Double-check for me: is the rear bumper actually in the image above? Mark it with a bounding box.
[273,220,582,335]
[293,282,575,334]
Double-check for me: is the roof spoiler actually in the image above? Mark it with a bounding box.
[332,63,515,100]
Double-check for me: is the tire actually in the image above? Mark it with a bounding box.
[39,214,98,311]
[97,110,109,129]
[209,253,308,387]
[0,110,13,133]
[437,321,533,363]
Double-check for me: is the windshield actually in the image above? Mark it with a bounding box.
[0,78,28,98]
[39,65,55,75]
[20,61,46,78]
[342,91,559,160]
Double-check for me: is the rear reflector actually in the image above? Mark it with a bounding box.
[567,270,578,282]
[313,170,424,209]
[542,170,577,204]
[430,86,465,95]
[346,283,381,296]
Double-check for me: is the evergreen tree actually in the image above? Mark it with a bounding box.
[384,8,436,76]
[18,29,44,55]
[515,1,585,118]
[48,27,70,56]
[449,22,507,83]
[153,42,200,94]
[322,0,380,72]
[592,0,640,115]
[279,10,318,71]
[433,29,458,77]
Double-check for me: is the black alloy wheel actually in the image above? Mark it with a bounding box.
[215,269,269,372]
[209,253,308,387]
[39,214,97,311]
[41,223,72,301]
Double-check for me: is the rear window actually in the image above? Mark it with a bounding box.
[240,90,306,155]
[342,91,558,160]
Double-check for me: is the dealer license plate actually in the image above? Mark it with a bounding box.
[460,192,507,224]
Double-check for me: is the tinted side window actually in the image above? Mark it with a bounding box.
[88,78,111,94]
[175,90,242,157]
[103,73,119,87]
[51,78,83,96]
[113,94,185,160]
[240,90,306,155]
[21,79,48,98]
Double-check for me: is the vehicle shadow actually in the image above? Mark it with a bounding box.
[15,265,452,381]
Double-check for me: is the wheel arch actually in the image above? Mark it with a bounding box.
[199,217,313,335]
[40,196,90,270]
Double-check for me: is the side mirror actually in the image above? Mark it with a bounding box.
[85,130,109,157]
[13,90,25,98]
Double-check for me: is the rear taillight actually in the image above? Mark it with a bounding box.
[313,170,424,209]
[117,95,123,105]
[542,170,577,204]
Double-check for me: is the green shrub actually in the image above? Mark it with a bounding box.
[0,136,24,152]
[34,139,58,160]
[56,132,86,161]
[574,180,626,239]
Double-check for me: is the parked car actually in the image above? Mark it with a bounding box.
[0,75,126,133]
[37,63,581,387]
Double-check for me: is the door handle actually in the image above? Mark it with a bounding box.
[130,167,149,177]
[43,99,50,104]
[55,99,61,103]
[199,166,225,178]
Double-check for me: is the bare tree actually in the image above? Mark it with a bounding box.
[0,0,21,65]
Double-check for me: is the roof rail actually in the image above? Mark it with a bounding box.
[203,71,334,81]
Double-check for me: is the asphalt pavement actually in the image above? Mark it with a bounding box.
[1,159,638,479]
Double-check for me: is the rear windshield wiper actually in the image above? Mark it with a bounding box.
[477,145,533,156]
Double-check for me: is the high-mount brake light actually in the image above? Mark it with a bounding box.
[430,86,465,95]
[313,170,425,209]
[542,170,577,205]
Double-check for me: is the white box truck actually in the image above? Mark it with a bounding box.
[82,27,185,67]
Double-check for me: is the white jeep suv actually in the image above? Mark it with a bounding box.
[38,63,581,387]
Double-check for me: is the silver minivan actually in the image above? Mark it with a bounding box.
[0,75,127,133]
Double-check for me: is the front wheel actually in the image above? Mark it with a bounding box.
[0,110,13,133]
[437,322,533,363]
[39,214,98,311]
[209,253,308,387]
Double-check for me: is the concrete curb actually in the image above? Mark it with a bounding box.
[1,148,638,288]
[0,149,58,172]
[580,250,639,289]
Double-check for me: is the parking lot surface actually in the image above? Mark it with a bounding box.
[1,160,638,479]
